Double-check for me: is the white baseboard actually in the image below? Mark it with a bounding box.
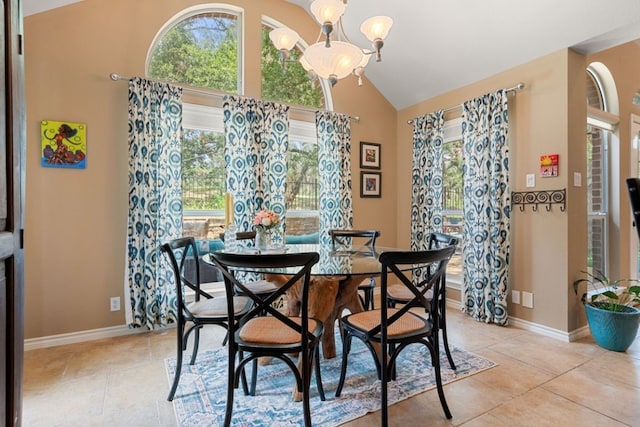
[25,297,591,351]
[445,298,590,343]
[24,324,151,351]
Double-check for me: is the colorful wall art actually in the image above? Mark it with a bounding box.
[41,120,87,169]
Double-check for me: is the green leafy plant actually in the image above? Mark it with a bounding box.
[573,269,640,312]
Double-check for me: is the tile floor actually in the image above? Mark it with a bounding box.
[23,307,640,426]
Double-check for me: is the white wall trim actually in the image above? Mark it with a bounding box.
[26,298,591,351]
[445,298,591,343]
[24,324,162,351]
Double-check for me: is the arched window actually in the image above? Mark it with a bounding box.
[148,7,242,93]
[145,6,328,240]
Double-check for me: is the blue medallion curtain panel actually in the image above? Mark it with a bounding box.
[461,90,510,325]
[223,96,289,244]
[316,111,354,246]
[125,77,183,329]
[411,111,445,247]
[411,111,445,283]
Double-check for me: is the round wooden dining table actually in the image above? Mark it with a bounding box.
[203,243,402,360]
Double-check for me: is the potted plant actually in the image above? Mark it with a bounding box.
[573,269,640,351]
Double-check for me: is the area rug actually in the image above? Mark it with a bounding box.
[165,330,496,427]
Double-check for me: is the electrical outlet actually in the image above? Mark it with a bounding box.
[511,290,520,304]
[526,174,535,188]
[522,292,534,308]
[110,296,121,312]
[574,172,582,187]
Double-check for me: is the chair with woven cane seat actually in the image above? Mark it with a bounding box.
[208,251,325,427]
[220,229,282,311]
[335,246,456,426]
[329,229,380,310]
[161,237,252,401]
[386,232,459,369]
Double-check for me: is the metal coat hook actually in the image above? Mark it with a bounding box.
[511,189,566,213]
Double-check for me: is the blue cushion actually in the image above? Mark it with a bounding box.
[285,232,319,244]
[194,239,224,254]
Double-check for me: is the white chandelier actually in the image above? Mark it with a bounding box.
[269,0,393,87]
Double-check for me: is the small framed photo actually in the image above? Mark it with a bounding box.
[361,171,381,198]
[360,141,381,169]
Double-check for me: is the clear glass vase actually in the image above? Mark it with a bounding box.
[255,228,270,250]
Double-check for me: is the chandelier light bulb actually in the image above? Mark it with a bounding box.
[360,16,393,41]
[310,0,346,25]
[269,27,300,51]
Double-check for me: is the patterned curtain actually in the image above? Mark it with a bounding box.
[126,78,183,329]
[461,90,510,325]
[411,111,445,247]
[223,96,289,240]
[411,111,445,282]
[316,111,353,246]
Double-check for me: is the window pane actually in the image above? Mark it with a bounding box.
[442,139,463,283]
[261,25,324,109]
[286,138,319,236]
[148,12,239,93]
[587,125,608,275]
[182,128,226,239]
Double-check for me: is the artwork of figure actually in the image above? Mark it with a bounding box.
[41,120,87,169]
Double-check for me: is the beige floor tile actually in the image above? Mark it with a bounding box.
[22,309,640,426]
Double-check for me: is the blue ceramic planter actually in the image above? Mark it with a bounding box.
[585,303,640,352]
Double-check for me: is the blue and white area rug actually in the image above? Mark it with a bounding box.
[165,331,496,427]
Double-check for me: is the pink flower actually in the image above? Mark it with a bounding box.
[253,209,281,231]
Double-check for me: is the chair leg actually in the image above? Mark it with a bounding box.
[224,343,236,427]
[367,278,375,310]
[190,325,201,365]
[249,358,258,396]
[314,344,325,401]
[335,333,352,397]
[167,327,184,401]
[431,345,452,419]
[440,299,456,370]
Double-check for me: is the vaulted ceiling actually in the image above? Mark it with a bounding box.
[24,0,640,110]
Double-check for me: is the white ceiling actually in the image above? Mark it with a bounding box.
[24,0,640,110]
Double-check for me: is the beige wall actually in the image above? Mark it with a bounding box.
[23,0,397,338]
[396,49,588,332]
[24,0,640,340]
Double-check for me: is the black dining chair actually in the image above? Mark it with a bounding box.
[220,229,282,309]
[387,232,459,369]
[335,246,456,426]
[161,237,252,401]
[208,251,325,427]
[329,229,380,310]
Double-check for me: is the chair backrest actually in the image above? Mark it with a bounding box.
[161,237,212,310]
[219,230,257,242]
[379,246,456,334]
[428,232,459,249]
[626,178,640,243]
[329,229,380,250]
[208,251,320,334]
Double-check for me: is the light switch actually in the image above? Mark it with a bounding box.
[574,172,582,187]
[526,174,535,188]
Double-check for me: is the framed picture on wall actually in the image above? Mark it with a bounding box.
[361,171,381,198]
[360,141,381,169]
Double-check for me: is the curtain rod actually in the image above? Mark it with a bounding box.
[110,73,360,123]
[406,82,525,125]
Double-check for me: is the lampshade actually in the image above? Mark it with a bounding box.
[310,0,346,25]
[269,27,300,51]
[360,16,393,41]
[302,41,365,80]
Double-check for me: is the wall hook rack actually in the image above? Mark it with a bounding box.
[511,188,566,212]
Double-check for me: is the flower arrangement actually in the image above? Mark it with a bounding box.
[253,209,281,231]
